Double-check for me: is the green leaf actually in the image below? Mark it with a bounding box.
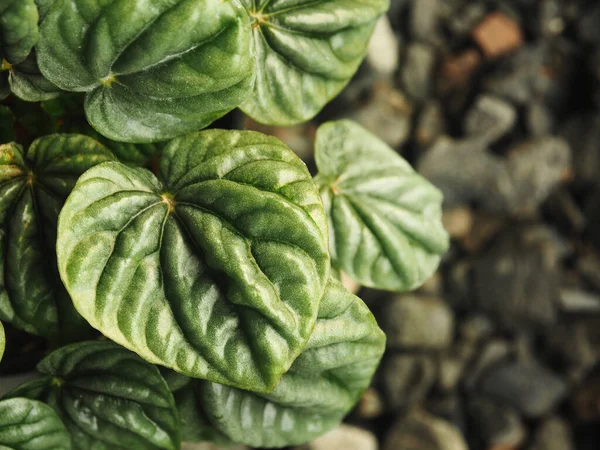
[0,321,4,362]
[8,51,61,102]
[0,135,116,341]
[240,0,389,125]
[37,0,255,143]
[4,341,180,450]
[56,129,330,392]
[179,276,385,448]
[0,0,39,65]
[314,120,449,292]
[0,397,71,450]
[163,372,233,446]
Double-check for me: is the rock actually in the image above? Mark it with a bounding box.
[410,0,440,43]
[560,114,600,185]
[400,42,437,104]
[558,288,600,313]
[447,3,487,38]
[505,136,572,213]
[381,295,455,350]
[427,394,466,434]
[469,397,527,449]
[383,410,468,450]
[479,360,568,418]
[296,425,378,450]
[528,417,574,450]
[415,101,447,150]
[367,16,399,78]
[459,315,496,344]
[526,102,555,137]
[462,214,505,252]
[577,253,600,292]
[545,316,600,381]
[438,343,474,392]
[466,339,512,390]
[356,388,384,419]
[348,83,412,149]
[573,371,600,421]
[472,12,524,59]
[442,207,474,240]
[578,3,600,44]
[381,354,437,410]
[439,49,482,91]
[464,95,517,144]
[472,225,561,329]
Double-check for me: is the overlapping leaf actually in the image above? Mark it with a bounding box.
[171,277,385,448]
[240,0,390,125]
[4,341,180,450]
[0,0,60,102]
[37,0,255,143]
[57,129,330,391]
[0,135,116,341]
[0,397,71,450]
[314,120,449,291]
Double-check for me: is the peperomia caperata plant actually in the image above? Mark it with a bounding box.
[0,1,449,449]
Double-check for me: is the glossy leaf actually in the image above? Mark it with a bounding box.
[177,277,385,448]
[240,0,389,125]
[57,129,330,391]
[0,136,116,341]
[0,0,38,65]
[0,397,71,450]
[163,372,233,446]
[4,341,180,450]
[314,120,449,291]
[0,321,4,362]
[37,0,255,143]
[8,52,61,102]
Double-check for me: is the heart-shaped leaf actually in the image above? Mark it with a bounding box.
[314,120,449,292]
[0,397,71,450]
[57,129,330,392]
[0,0,38,65]
[175,276,385,448]
[0,136,116,341]
[4,341,180,450]
[37,0,254,143]
[239,0,390,125]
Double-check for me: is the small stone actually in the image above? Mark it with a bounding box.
[472,225,561,329]
[348,83,412,149]
[459,315,496,344]
[558,288,600,313]
[464,95,517,144]
[545,316,600,381]
[410,0,440,43]
[400,42,437,104]
[573,371,600,421]
[447,3,487,38]
[381,295,455,350]
[356,388,384,419]
[439,49,482,91]
[528,417,574,450]
[462,214,505,252]
[367,16,399,78]
[469,397,527,449]
[560,114,600,185]
[383,410,468,450]
[526,102,555,137]
[479,360,568,418]
[472,12,524,59]
[296,425,378,450]
[438,344,474,392]
[381,354,437,410]
[442,207,474,240]
[415,101,447,150]
[466,339,512,390]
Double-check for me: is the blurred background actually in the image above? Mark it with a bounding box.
[239,0,600,449]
